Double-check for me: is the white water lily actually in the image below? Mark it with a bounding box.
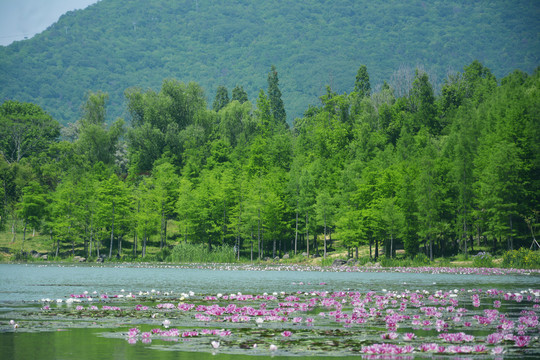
[211,341,220,349]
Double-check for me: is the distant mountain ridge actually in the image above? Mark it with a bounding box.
[0,0,538,124]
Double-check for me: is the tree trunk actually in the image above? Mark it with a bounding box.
[355,246,358,259]
[11,221,16,243]
[223,204,226,246]
[429,237,433,261]
[237,210,241,261]
[257,208,261,260]
[390,233,394,258]
[84,225,88,257]
[295,204,298,256]
[89,217,94,258]
[118,234,122,258]
[69,222,74,256]
[160,202,165,249]
[133,231,137,258]
[509,215,514,251]
[96,229,100,258]
[109,200,115,259]
[374,237,378,260]
[306,211,309,257]
[21,219,27,251]
[323,212,327,259]
[49,230,53,255]
[164,216,168,248]
[142,223,147,258]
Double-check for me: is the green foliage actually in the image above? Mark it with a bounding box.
[170,242,236,263]
[154,247,171,262]
[267,65,287,127]
[472,251,494,268]
[232,85,249,104]
[2,1,538,124]
[354,65,371,98]
[377,252,433,267]
[502,248,540,269]
[1,59,539,264]
[0,101,60,163]
[413,253,431,265]
[212,85,230,112]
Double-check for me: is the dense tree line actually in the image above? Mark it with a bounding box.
[1,62,539,260]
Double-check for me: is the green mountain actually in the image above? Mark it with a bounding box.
[1,0,538,124]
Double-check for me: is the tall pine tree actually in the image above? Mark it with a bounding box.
[267,65,287,128]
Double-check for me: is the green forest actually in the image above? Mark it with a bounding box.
[1,61,539,263]
[0,0,539,123]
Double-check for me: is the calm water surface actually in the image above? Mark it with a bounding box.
[1,264,539,359]
[1,263,539,303]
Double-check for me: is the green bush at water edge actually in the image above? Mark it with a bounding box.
[502,248,540,269]
[169,242,236,263]
[472,251,494,268]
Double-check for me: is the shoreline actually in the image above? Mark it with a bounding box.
[2,261,540,276]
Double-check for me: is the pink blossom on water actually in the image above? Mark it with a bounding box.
[380,332,398,340]
[402,333,416,341]
[514,336,531,347]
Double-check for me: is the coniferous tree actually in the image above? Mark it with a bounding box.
[267,65,287,128]
[212,85,230,112]
[354,65,371,98]
[232,85,249,103]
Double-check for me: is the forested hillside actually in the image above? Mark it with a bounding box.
[0,0,539,124]
[1,62,538,262]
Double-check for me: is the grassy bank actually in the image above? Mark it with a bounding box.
[1,221,539,269]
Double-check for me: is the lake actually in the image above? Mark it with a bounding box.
[1,263,539,359]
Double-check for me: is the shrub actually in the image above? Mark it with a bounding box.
[13,251,28,261]
[170,242,236,263]
[356,256,372,266]
[437,257,452,267]
[502,248,540,269]
[319,257,334,267]
[472,251,494,268]
[412,253,430,265]
[155,247,171,262]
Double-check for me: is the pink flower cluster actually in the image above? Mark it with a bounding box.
[361,343,414,355]
[438,332,475,343]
